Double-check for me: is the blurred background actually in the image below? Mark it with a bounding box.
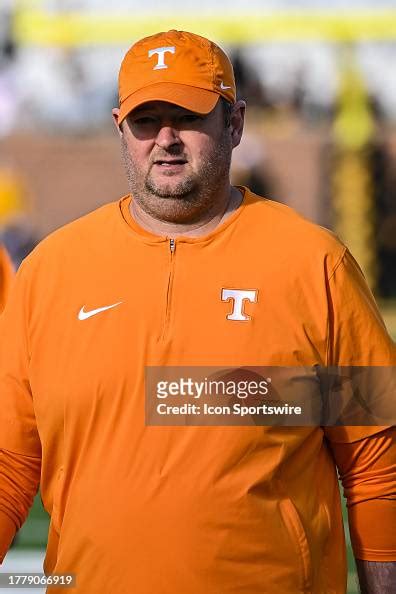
[1,1,395,593]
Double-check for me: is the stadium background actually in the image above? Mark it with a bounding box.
[1,1,396,593]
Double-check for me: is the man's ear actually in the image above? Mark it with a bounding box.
[112,108,123,137]
[230,100,246,149]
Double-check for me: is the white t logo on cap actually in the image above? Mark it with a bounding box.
[148,46,176,70]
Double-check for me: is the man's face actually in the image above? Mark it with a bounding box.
[113,99,243,224]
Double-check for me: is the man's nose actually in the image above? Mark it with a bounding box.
[155,125,182,149]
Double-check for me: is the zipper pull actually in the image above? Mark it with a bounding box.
[169,238,175,253]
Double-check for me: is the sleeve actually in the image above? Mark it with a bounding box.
[329,426,396,561]
[323,248,395,444]
[0,245,14,313]
[0,450,41,562]
[0,260,41,561]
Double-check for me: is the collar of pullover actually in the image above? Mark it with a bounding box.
[117,186,251,246]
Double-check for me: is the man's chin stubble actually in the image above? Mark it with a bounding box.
[145,176,197,201]
[138,185,212,223]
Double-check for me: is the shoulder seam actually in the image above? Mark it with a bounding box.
[328,246,347,282]
[325,246,347,366]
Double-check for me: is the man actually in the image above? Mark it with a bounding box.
[0,243,13,311]
[0,30,395,594]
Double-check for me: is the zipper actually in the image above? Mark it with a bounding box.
[160,238,176,340]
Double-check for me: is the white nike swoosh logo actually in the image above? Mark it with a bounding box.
[78,302,123,320]
[220,82,232,90]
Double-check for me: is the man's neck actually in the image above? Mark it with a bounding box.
[129,186,243,238]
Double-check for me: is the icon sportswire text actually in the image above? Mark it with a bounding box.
[78,302,123,320]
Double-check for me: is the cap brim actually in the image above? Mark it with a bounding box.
[118,82,220,124]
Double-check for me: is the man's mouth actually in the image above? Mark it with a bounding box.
[154,159,187,167]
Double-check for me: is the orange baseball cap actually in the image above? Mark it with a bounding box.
[118,30,236,124]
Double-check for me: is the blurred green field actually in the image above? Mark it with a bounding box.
[12,496,49,550]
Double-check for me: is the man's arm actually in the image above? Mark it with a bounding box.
[356,559,396,594]
[0,259,42,561]
[0,511,16,563]
[0,244,14,313]
[0,448,41,562]
[328,428,396,594]
[323,248,396,592]
[350,497,396,593]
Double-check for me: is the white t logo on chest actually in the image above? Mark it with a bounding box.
[148,46,176,70]
[221,289,258,321]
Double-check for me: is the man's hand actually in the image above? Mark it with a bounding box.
[356,560,396,594]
